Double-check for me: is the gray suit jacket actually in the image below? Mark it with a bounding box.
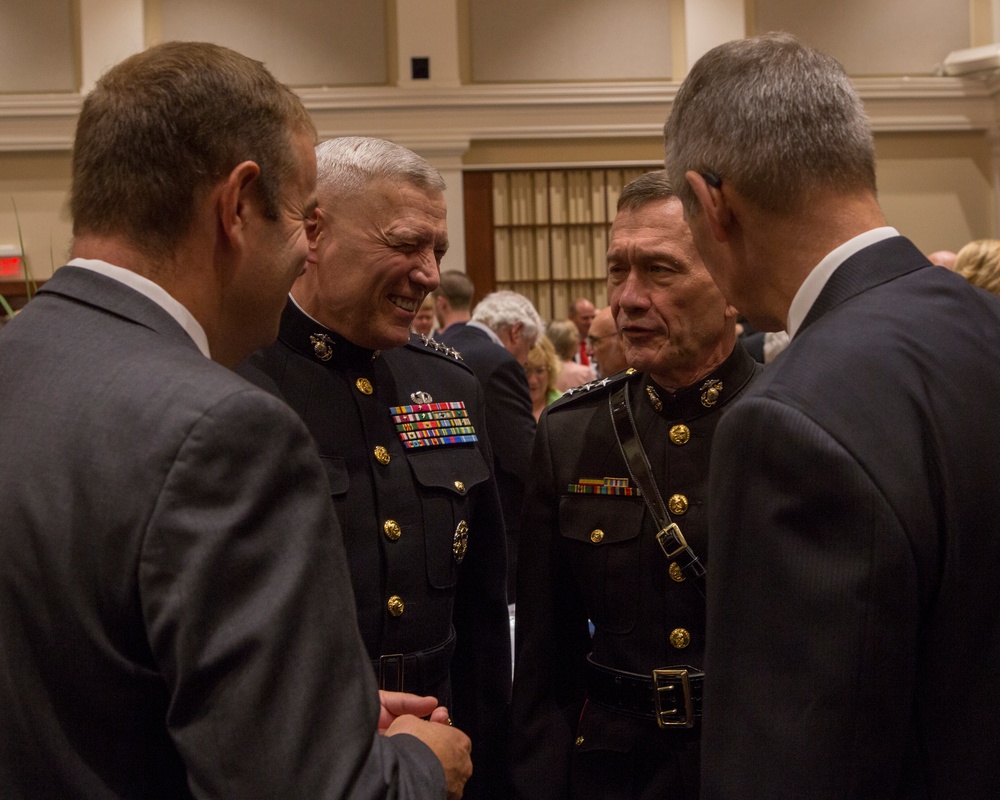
[702,237,1000,799]
[0,266,443,799]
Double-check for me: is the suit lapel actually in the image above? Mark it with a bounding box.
[799,236,929,335]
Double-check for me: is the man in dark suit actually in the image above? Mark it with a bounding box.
[438,289,540,601]
[0,43,470,799]
[511,171,759,800]
[240,137,510,800]
[665,32,1000,799]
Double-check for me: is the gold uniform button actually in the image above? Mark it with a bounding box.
[625,368,637,375]
[374,446,390,465]
[669,424,691,445]
[575,735,585,746]
[590,529,604,544]
[355,377,373,395]
[667,493,689,515]
[387,595,405,617]
[383,519,402,541]
[454,480,466,494]
[670,628,691,649]
[668,561,686,582]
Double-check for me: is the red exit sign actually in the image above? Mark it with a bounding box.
[0,256,22,277]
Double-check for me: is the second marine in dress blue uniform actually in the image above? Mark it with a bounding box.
[511,348,758,799]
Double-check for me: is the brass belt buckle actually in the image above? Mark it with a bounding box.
[656,523,689,559]
[652,668,695,728]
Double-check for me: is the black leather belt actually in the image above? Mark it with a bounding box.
[586,655,703,729]
[373,630,456,693]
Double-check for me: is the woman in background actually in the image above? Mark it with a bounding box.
[954,239,1000,297]
[525,336,562,421]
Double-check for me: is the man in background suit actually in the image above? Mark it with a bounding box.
[439,289,541,601]
[587,305,628,378]
[665,32,1000,798]
[0,42,470,799]
[240,137,510,800]
[568,296,597,366]
[434,269,475,337]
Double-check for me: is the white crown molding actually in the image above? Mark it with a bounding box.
[3,77,1000,153]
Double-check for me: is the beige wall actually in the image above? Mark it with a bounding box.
[1,1,998,277]
[0,153,73,280]
[876,132,994,253]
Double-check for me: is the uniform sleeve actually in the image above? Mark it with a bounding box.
[139,388,445,800]
[510,411,592,800]
[701,395,919,800]
[449,379,514,800]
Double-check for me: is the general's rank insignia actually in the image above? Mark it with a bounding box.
[390,401,479,448]
[567,476,642,497]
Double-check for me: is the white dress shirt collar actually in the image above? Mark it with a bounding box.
[786,226,899,338]
[67,258,211,359]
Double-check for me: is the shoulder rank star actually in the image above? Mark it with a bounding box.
[419,334,463,361]
[310,333,334,362]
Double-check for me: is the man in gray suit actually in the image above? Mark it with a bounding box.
[0,42,470,799]
[665,33,1000,799]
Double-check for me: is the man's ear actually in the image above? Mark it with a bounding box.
[218,160,262,249]
[686,170,731,243]
[509,321,524,344]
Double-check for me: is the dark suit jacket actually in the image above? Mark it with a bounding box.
[702,237,1000,799]
[241,302,511,800]
[437,321,536,600]
[0,267,442,799]
[511,348,758,800]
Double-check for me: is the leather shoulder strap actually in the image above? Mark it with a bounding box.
[609,382,706,592]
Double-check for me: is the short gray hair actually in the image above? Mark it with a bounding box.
[616,170,677,213]
[472,291,544,343]
[315,136,445,200]
[664,33,876,214]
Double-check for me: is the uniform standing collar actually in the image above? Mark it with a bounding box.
[280,297,378,368]
[642,343,757,422]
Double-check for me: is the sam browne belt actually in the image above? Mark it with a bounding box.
[585,655,703,729]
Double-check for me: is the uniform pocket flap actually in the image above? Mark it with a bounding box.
[407,446,491,495]
[558,494,645,545]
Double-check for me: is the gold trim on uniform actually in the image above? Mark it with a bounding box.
[645,385,663,412]
[669,628,691,649]
[356,377,373,395]
[374,445,391,465]
[453,520,469,563]
[669,424,691,445]
[700,378,723,407]
[383,519,402,541]
[310,333,334,361]
[387,595,405,617]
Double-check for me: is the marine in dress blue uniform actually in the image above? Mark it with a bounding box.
[242,298,511,797]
